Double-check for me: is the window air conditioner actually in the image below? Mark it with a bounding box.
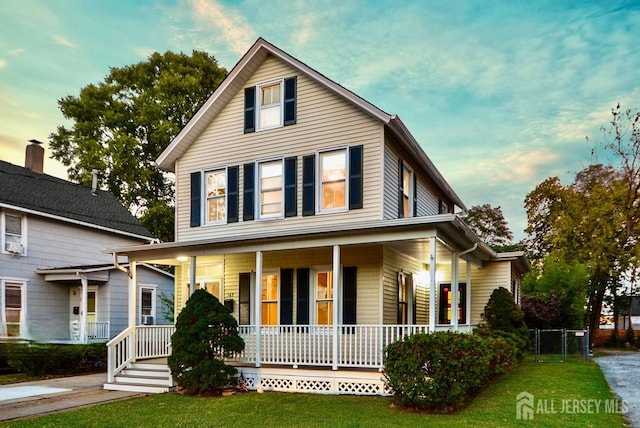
[6,242,24,254]
[141,315,154,325]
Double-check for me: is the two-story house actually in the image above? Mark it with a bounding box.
[104,38,528,395]
[0,141,173,344]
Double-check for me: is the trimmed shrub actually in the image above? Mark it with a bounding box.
[168,289,244,395]
[1,342,106,376]
[383,331,515,412]
[481,287,530,355]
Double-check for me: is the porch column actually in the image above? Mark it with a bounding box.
[80,275,88,344]
[189,256,197,296]
[255,251,263,368]
[429,237,437,332]
[466,262,472,328]
[332,245,340,371]
[128,261,137,327]
[451,253,459,331]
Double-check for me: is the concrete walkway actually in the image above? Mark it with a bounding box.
[595,351,640,427]
[0,373,142,422]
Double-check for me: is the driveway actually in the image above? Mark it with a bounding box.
[596,351,640,427]
[0,373,141,422]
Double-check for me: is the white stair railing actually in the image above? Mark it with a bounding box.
[106,326,135,383]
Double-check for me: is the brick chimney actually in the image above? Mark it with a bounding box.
[25,139,44,174]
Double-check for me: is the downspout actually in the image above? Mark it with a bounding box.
[458,244,477,332]
[459,243,478,257]
[113,253,131,278]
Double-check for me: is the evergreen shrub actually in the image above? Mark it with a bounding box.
[168,289,244,395]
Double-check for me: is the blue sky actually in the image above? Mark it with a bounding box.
[1,0,639,240]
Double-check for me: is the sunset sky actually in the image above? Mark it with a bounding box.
[1,0,638,239]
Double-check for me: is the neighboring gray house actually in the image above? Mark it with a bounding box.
[0,141,173,343]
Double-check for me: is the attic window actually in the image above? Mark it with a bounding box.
[258,81,282,130]
[244,77,297,133]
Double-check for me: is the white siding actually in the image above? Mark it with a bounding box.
[175,55,384,242]
[381,246,427,324]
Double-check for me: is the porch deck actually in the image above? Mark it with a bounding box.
[106,323,471,395]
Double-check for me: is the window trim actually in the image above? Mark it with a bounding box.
[203,167,228,226]
[256,158,285,220]
[1,278,27,338]
[1,211,27,256]
[199,278,223,301]
[256,78,284,131]
[316,147,349,214]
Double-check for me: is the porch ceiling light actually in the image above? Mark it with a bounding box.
[176,256,189,262]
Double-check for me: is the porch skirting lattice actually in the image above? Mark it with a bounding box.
[237,367,390,395]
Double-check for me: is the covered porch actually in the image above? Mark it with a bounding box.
[105,216,495,393]
[36,265,113,343]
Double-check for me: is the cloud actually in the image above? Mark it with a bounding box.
[8,49,24,56]
[52,34,78,49]
[0,59,6,69]
[189,0,254,56]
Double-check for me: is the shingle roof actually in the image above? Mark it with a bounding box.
[0,160,154,239]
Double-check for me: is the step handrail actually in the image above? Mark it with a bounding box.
[106,326,135,383]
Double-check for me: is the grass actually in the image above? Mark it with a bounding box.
[1,360,628,428]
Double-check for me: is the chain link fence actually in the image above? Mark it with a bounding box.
[530,329,590,362]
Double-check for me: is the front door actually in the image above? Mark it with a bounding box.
[69,287,97,340]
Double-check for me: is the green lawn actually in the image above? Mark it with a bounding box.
[2,360,629,428]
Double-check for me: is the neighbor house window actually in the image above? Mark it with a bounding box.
[261,273,279,325]
[2,281,25,337]
[438,283,466,324]
[139,286,157,325]
[319,148,347,212]
[315,271,334,325]
[258,159,284,219]
[258,80,283,130]
[205,169,226,223]
[2,212,26,255]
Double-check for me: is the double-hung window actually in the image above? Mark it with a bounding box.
[319,148,347,212]
[402,164,413,217]
[315,271,334,325]
[258,80,283,130]
[2,280,25,337]
[438,282,466,324]
[261,272,279,325]
[205,169,226,223]
[2,212,25,255]
[258,159,284,219]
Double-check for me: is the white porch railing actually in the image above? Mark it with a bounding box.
[87,321,110,340]
[232,324,439,369]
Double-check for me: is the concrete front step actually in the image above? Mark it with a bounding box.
[121,368,170,378]
[103,382,171,394]
[114,375,171,386]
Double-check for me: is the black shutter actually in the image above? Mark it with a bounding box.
[190,171,201,227]
[459,283,466,324]
[412,173,418,217]
[397,159,404,218]
[284,77,297,126]
[343,267,357,325]
[407,274,416,324]
[228,166,239,223]
[239,273,251,325]
[349,145,363,210]
[280,268,294,325]
[302,155,315,216]
[284,156,297,217]
[296,268,310,325]
[244,87,256,133]
[243,163,255,221]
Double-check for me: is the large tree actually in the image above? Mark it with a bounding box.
[49,51,227,241]
[524,104,640,339]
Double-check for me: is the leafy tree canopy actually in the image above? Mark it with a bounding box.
[461,204,514,249]
[49,51,227,241]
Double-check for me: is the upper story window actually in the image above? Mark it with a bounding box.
[398,161,415,218]
[2,212,26,256]
[319,148,347,213]
[205,169,227,223]
[402,163,413,218]
[258,81,283,130]
[258,159,284,219]
[244,77,297,134]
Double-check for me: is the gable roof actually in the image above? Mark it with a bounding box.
[156,37,465,210]
[0,160,154,240]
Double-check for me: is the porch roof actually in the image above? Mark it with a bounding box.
[104,215,504,268]
[36,263,174,283]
